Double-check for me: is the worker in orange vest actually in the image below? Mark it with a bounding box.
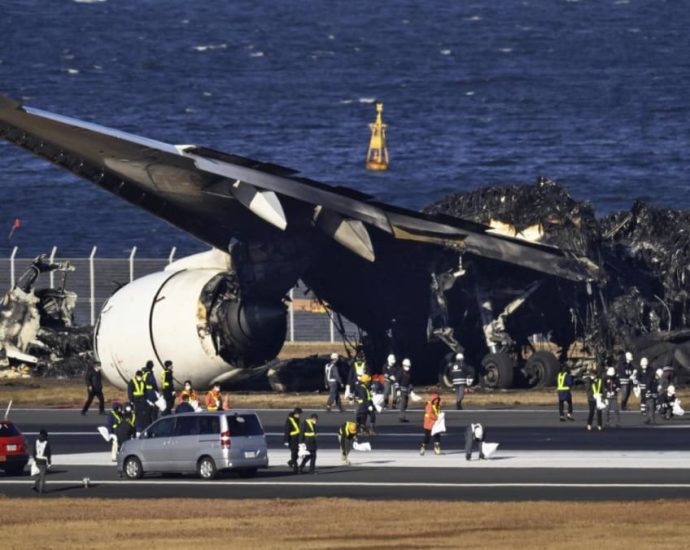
[420,391,443,456]
[177,380,199,409]
[205,383,224,411]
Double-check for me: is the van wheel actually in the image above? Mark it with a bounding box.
[481,353,515,389]
[197,456,217,480]
[124,456,143,480]
[238,468,258,478]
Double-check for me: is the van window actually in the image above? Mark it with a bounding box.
[174,416,199,437]
[225,414,264,436]
[148,418,175,439]
[199,416,220,435]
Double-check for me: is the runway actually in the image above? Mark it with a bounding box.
[3,406,690,500]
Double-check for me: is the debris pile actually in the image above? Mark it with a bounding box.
[425,178,690,365]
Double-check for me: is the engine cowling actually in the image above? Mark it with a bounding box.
[95,267,286,390]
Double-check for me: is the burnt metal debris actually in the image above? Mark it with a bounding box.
[425,177,690,375]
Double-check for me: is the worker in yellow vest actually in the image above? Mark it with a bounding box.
[556,365,575,422]
[298,413,319,474]
[283,407,302,474]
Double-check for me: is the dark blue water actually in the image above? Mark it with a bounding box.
[1,0,689,257]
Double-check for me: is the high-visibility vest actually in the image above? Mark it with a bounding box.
[288,416,300,436]
[557,372,570,391]
[354,361,366,376]
[132,378,145,397]
[303,419,316,438]
[339,421,357,438]
[206,390,221,411]
[425,402,440,419]
[142,370,155,391]
[111,411,122,429]
[592,378,603,396]
[126,413,135,427]
[162,370,172,390]
[357,384,371,404]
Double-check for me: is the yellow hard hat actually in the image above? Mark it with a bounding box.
[360,374,371,384]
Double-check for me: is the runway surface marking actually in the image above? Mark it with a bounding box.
[2,479,690,488]
[49,449,690,469]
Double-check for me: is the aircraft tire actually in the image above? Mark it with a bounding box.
[481,352,515,389]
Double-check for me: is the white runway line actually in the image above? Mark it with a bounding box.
[48,449,690,469]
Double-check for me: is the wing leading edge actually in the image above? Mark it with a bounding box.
[0,95,596,281]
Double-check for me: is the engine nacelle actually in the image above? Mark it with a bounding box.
[95,267,286,390]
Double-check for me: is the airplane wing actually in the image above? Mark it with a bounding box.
[0,95,597,285]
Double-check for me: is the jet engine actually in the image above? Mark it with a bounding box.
[95,253,287,390]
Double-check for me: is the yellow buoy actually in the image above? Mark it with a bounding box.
[366,102,389,171]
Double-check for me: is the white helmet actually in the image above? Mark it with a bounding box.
[640,357,649,369]
[387,354,396,366]
[330,353,339,361]
[455,352,464,361]
[655,368,663,378]
[667,385,676,395]
[472,423,483,440]
[606,367,615,377]
[625,351,633,362]
[402,358,411,368]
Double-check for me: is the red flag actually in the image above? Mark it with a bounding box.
[8,218,21,240]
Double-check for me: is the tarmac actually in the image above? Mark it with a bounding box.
[3,405,690,500]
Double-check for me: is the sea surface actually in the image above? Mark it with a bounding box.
[0,0,689,257]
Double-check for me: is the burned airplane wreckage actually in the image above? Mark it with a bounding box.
[0,95,687,390]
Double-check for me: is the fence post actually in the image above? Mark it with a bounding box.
[129,246,137,283]
[49,246,58,289]
[289,288,295,342]
[89,246,97,326]
[329,315,335,343]
[168,246,177,264]
[9,246,18,288]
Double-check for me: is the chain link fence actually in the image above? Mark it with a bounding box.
[1,247,358,343]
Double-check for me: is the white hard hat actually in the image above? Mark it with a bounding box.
[387,354,396,365]
[625,351,633,362]
[402,358,411,367]
[330,353,338,360]
[667,385,676,395]
[455,352,464,361]
[472,423,483,440]
[606,367,615,377]
[640,357,649,368]
[655,368,663,378]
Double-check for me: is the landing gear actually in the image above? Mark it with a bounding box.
[523,350,560,388]
[481,352,515,389]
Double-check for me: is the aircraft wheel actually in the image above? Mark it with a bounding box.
[482,353,515,389]
[524,351,560,388]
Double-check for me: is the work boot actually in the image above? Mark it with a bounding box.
[465,454,471,461]
[326,405,331,412]
[567,414,575,421]
[479,453,486,460]
[456,401,463,411]
[559,416,566,422]
[587,425,592,431]
[434,443,441,455]
[341,455,350,466]
[597,425,603,431]
[420,445,426,456]
[399,417,409,423]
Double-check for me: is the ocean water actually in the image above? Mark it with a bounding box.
[0,0,688,257]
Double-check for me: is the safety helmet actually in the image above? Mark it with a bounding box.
[387,354,396,365]
[667,385,676,395]
[330,353,339,361]
[655,368,663,378]
[625,351,633,362]
[640,357,649,369]
[472,423,483,440]
[360,374,372,384]
[606,367,615,377]
[402,358,411,367]
[455,352,464,361]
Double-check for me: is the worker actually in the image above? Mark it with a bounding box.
[556,364,575,421]
[644,369,662,425]
[299,413,319,474]
[420,390,442,455]
[142,360,160,421]
[382,354,399,409]
[338,420,359,465]
[115,403,136,450]
[585,369,603,431]
[659,384,679,420]
[634,357,651,416]
[604,366,621,427]
[127,370,150,433]
[445,352,473,410]
[283,407,302,473]
[345,347,369,400]
[177,380,199,407]
[161,360,175,416]
[465,423,486,461]
[205,383,223,411]
[31,429,51,494]
[106,402,123,462]
[175,393,195,414]
[617,351,635,410]
[398,358,413,423]
[355,374,375,434]
[81,362,105,416]
[324,353,344,412]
